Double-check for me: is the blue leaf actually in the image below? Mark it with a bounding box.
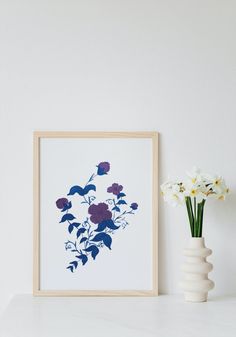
[80,237,87,244]
[91,247,99,259]
[84,246,95,252]
[68,223,74,234]
[77,227,86,238]
[117,199,127,205]
[92,232,112,250]
[67,266,74,273]
[103,234,112,250]
[91,233,105,241]
[94,222,107,232]
[76,254,88,265]
[84,245,99,260]
[60,213,76,223]
[94,219,119,232]
[117,192,126,199]
[67,185,84,196]
[83,184,96,195]
[68,222,80,234]
[70,222,81,228]
[96,219,119,230]
[106,221,119,230]
[70,261,78,269]
[61,201,72,212]
[112,206,120,212]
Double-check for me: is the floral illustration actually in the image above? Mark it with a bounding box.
[107,183,123,195]
[56,162,138,272]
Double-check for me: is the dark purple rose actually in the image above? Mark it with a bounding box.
[107,183,123,196]
[88,202,112,224]
[97,162,110,175]
[56,198,69,209]
[130,203,138,210]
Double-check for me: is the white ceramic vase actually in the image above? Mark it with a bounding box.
[180,237,214,302]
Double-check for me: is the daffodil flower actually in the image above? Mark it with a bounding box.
[161,167,229,237]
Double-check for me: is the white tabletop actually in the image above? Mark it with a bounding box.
[0,295,235,337]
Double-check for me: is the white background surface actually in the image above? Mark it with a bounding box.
[0,0,236,313]
[1,295,236,337]
[40,137,153,290]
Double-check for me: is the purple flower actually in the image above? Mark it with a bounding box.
[130,203,138,210]
[107,183,123,196]
[56,198,69,209]
[88,202,112,224]
[97,162,110,175]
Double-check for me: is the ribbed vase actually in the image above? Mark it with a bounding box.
[180,237,214,302]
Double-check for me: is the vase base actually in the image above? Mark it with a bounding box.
[184,292,208,302]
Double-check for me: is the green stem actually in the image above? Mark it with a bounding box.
[185,199,192,236]
[200,199,206,237]
[193,197,197,237]
[197,202,201,237]
[186,197,206,238]
[185,197,194,237]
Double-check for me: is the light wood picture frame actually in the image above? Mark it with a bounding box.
[33,131,158,296]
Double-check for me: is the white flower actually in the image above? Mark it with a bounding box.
[211,176,224,192]
[184,168,208,203]
[184,181,207,203]
[164,190,185,207]
[161,181,185,206]
[161,168,229,207]
[206,175,229,199]
[209,178,229,200]
[186,167,207,185]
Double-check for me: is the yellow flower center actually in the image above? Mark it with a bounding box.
[190,189,197,196]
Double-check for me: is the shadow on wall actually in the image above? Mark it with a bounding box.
[206,190,236,294]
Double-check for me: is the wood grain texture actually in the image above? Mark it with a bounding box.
[33,131,157,138]
[33,290,158,297]
[33,131,158,296]
[152,132,158,295]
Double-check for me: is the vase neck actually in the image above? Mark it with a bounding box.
[189,237,205,248]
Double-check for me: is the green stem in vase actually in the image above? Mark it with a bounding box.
[193,197,197,237]
[185,197,194,237]
[197,202,201,237]
[199,199,206,237]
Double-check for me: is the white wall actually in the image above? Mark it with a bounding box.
[0,0,235,313]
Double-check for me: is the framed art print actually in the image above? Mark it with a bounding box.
[33,131,158,296]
